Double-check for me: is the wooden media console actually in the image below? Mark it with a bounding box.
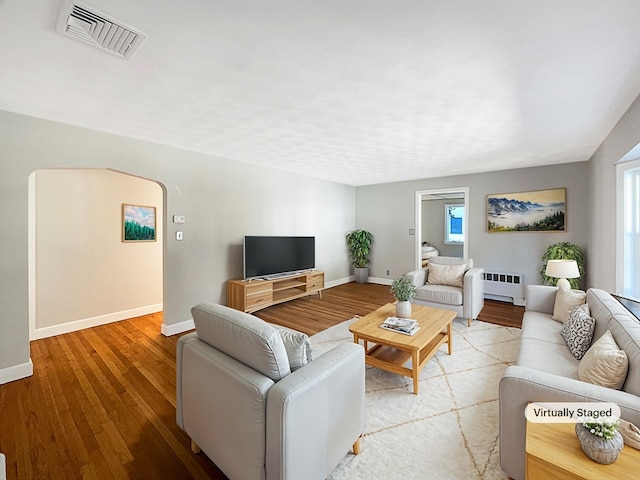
[227,270,324,313]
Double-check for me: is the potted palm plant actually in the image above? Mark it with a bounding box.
[390,275,417,317]
[346,229,374,284]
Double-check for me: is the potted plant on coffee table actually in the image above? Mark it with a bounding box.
[390,274,417,318]
[346,229,374,284]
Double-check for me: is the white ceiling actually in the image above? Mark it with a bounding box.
[1,0,639,186]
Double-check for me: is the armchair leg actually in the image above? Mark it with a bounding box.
[352,438,361,455]
[467,317,472,327]
[191,439,201,454]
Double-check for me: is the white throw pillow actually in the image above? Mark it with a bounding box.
[274,326,313,372]
[427,263,466,288]
[579,330,629,390]
[552,285,586,323]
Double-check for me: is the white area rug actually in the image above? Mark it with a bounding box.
[309,317,521,480]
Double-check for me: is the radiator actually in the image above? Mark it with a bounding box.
[483,271,525,306]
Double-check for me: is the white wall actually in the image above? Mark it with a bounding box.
[588,95,640,292]
[0,110,355,383]
[31,169,163,338]
[356,162,590,288]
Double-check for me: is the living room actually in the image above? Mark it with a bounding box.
[1,1,639,479]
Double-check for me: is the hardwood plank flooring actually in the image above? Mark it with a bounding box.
[0,282,522,480]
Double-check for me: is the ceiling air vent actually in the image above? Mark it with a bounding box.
[55,1,147,60]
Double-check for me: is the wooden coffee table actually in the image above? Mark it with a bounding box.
[349,303,455,394]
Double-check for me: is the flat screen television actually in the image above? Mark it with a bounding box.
[243,236,315,279]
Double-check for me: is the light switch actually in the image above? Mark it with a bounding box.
[176,231,184,241]
[173,215,185,224]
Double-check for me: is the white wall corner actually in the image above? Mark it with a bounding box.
[161,318,195,337]
[0,358,33,385]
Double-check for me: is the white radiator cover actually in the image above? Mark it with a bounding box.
[484,271,525,306]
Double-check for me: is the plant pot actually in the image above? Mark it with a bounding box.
[354,267,369,284]
[396,301,412,318]
[575,423,624,464]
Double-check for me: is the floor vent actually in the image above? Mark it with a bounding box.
[55,1,147,60]
[483,271,525,306]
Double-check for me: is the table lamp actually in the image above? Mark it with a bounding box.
[545,259,580,289]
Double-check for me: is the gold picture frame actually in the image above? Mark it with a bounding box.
[487,188,566,232]
[122,204,156,242]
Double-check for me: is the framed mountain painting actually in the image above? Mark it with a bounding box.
[122,204,157,242]
[487,188,566,232]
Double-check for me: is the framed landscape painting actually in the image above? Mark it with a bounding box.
[487,188,566,232]
[122,204,156,242]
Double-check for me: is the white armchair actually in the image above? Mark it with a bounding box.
[176,303,365,480]
[406,256,484,327]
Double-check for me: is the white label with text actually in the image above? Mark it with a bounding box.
[525,402,621,423]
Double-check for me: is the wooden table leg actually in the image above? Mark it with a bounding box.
[447,321,453,355]
[412,349,419,395]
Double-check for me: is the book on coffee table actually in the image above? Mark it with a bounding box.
[380,316,420,336]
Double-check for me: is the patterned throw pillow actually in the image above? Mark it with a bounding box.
[561,304,596,360]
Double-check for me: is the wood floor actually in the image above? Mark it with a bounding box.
[0,282,522,480]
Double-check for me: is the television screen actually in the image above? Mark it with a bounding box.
[243,236,315,279]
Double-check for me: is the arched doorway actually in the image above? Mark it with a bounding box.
[28,168,165,339]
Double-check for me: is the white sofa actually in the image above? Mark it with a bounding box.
[499,286,640,480]
[176,303,365,480]
[406,256,484,326]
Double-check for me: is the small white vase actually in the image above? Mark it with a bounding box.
[396,301,412,318]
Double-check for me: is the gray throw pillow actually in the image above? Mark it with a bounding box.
[274,326,313,371]
[561,304,596,360]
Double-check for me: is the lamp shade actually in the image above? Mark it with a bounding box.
[545,259,580,279]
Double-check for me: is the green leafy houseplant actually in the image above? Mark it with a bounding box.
[540,241,586,289]
[390,275,417,302]
[345,230,374,268]
[581,420,619,440]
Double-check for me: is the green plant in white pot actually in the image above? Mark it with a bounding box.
[390,275,417,318]
[541,242,586,289]
[346,229,374,284]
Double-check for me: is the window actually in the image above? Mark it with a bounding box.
[445,204,464,244]
[618,158,640,300]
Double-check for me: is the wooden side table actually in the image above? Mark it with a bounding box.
[525,421,639,480]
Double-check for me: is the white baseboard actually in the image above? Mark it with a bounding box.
[367,276,393,286]
[30,304,163,340]
[161,318,195,337]
[325,276,353,288]
[0,358,33,385]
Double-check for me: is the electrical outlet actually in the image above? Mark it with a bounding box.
[386,270,390,276]
[173,215,185,224]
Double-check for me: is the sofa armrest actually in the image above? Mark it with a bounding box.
[463,267,484,320]
[525,285,557,314]
[266,343,365,480]
[499,365,640,480]
[406,268,427,287]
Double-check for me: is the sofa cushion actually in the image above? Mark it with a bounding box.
[520,312,566,346]
[552,286,586,323]
[415,284,463,306]
[427,263,466,288]
[516,337,580,379]
[561,305,596,360]
[579,330,628,390]
[192,303,291,381]
[273,325,313,371]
